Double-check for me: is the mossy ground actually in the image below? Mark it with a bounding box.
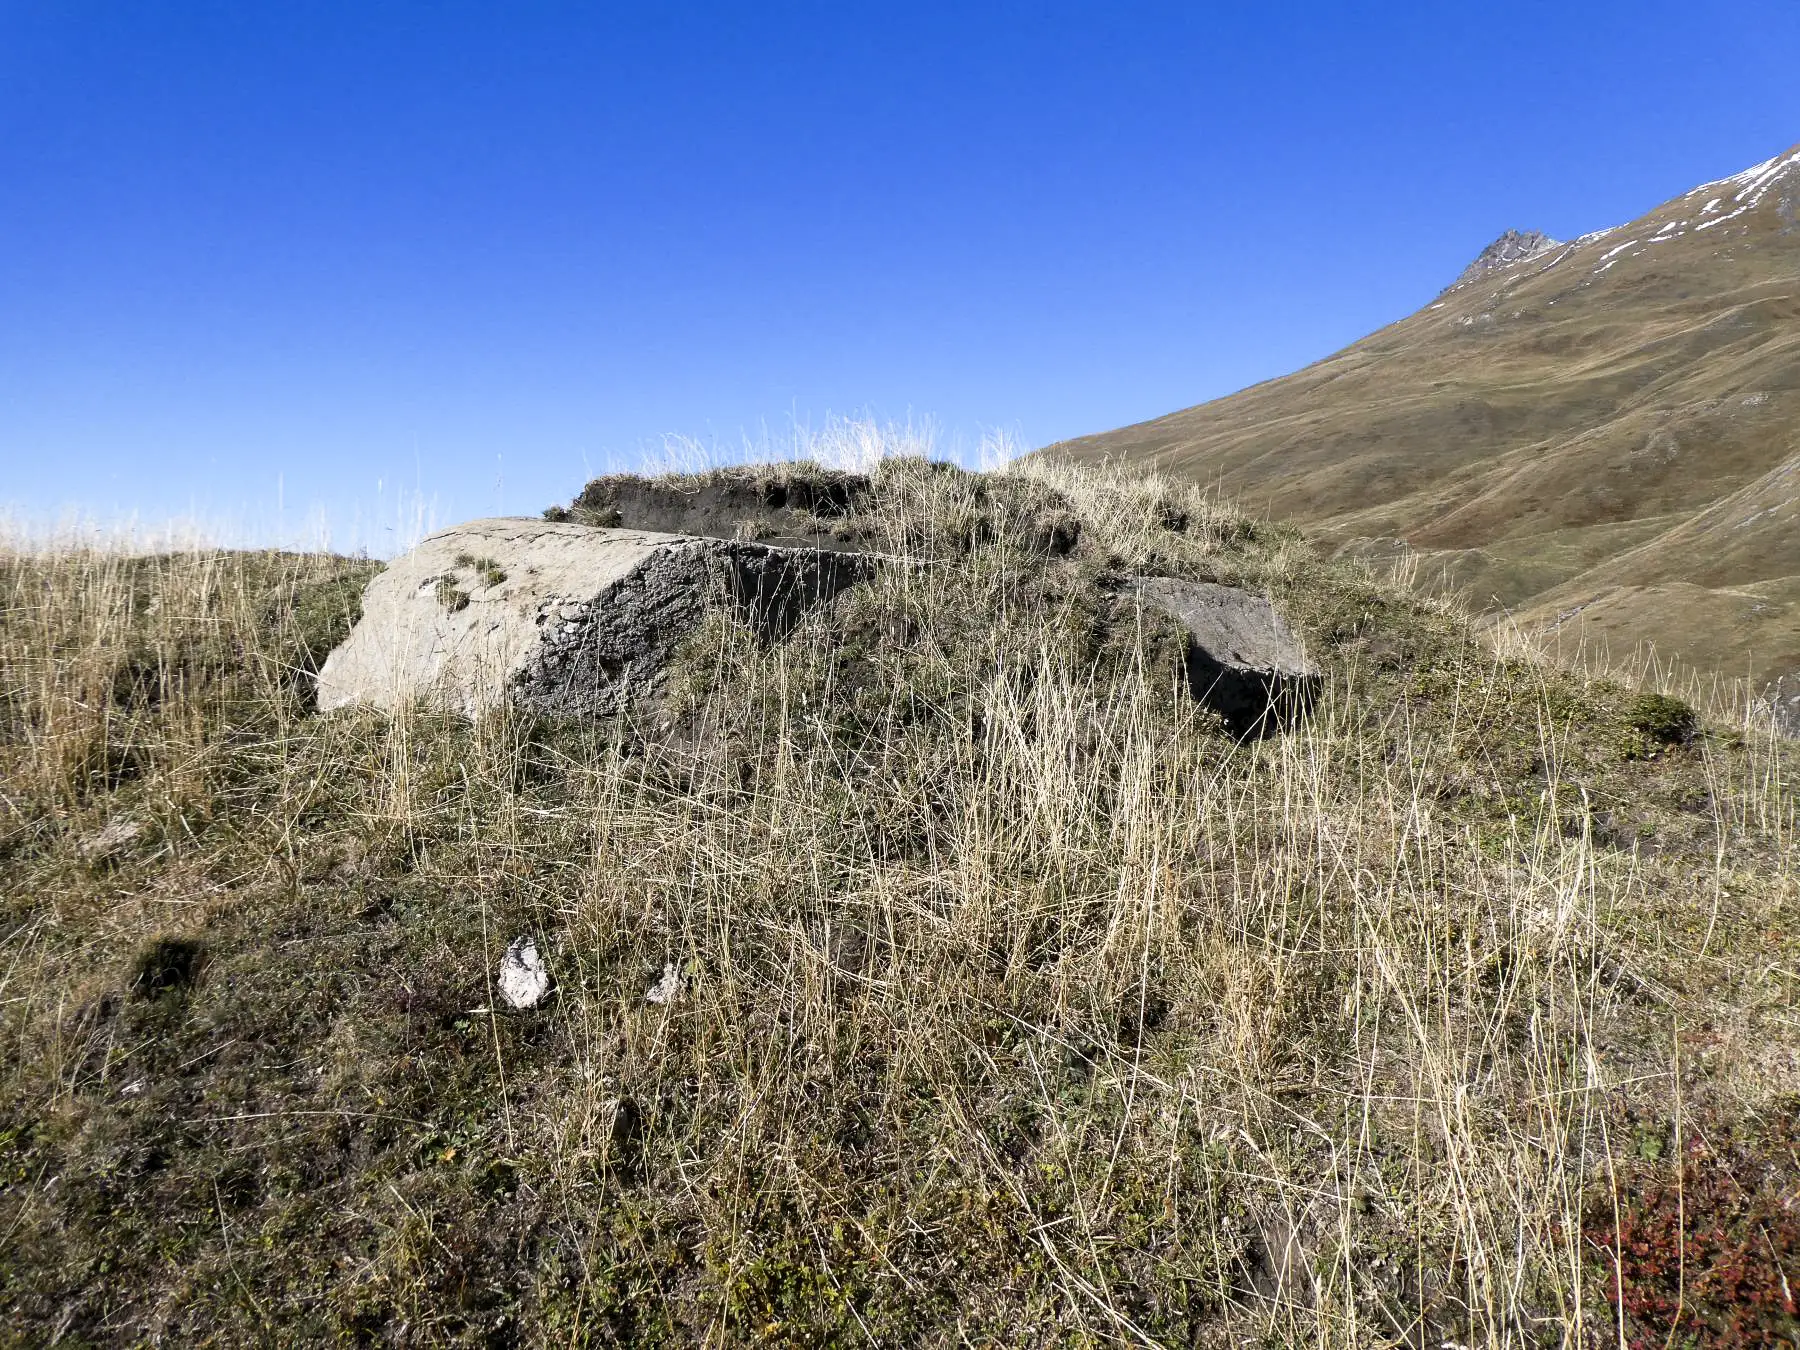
[2,459,1796,1346]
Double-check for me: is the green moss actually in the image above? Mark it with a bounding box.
[450,551,506,588]
[433,577,470,612]
[1627,692,1697,746]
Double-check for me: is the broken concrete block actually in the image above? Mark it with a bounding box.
[1133,577,1320,735]
[645,962,684,1005]
[498,936,551,1010]
[315,517,865,718]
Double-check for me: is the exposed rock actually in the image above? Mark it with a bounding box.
[1133,578,1319,735]
[498,936,551,1010]
[1449,229,1562,290]
[315,518,866,718]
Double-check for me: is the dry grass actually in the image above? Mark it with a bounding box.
[2,453,1797,1346]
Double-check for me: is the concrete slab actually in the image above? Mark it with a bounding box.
[316,517,863,717]
[1133,577,1320,735]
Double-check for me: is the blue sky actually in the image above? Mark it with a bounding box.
[3,2,1797,550]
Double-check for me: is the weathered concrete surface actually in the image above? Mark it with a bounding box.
[498,936,551,1010]
[316,517,863,717]
[1133,577,1320,734]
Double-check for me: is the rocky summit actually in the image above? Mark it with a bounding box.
[1448,228,1562,290]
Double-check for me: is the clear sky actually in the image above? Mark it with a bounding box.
[3,2,1797,550]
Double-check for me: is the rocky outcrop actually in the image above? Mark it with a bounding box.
[1449,229,1562,290]
[1134,578,1319,734]
[316,518,864,718]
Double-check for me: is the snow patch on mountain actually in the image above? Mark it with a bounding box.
[1446,143,1800,289]
[1690,148,1800,201]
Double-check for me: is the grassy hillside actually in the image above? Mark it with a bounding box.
[1049,143,1800,691]
[2,458,1798,1346]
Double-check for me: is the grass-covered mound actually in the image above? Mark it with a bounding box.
[1,459,1796,1346]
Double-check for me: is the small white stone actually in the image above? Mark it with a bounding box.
[645,962,683,1005]
[498,936,551,1009]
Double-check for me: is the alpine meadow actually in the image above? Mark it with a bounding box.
[3,447,1797,1344]
[6,8,1800,1345]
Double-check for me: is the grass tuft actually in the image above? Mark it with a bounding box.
[1627,691,1699,746]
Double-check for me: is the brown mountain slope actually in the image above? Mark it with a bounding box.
[1049,143,1800,688]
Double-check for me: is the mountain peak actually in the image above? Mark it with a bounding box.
[1052,140,1800,689]
[1449,229,1562,290]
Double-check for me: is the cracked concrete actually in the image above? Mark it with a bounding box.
[316,518,865,718]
